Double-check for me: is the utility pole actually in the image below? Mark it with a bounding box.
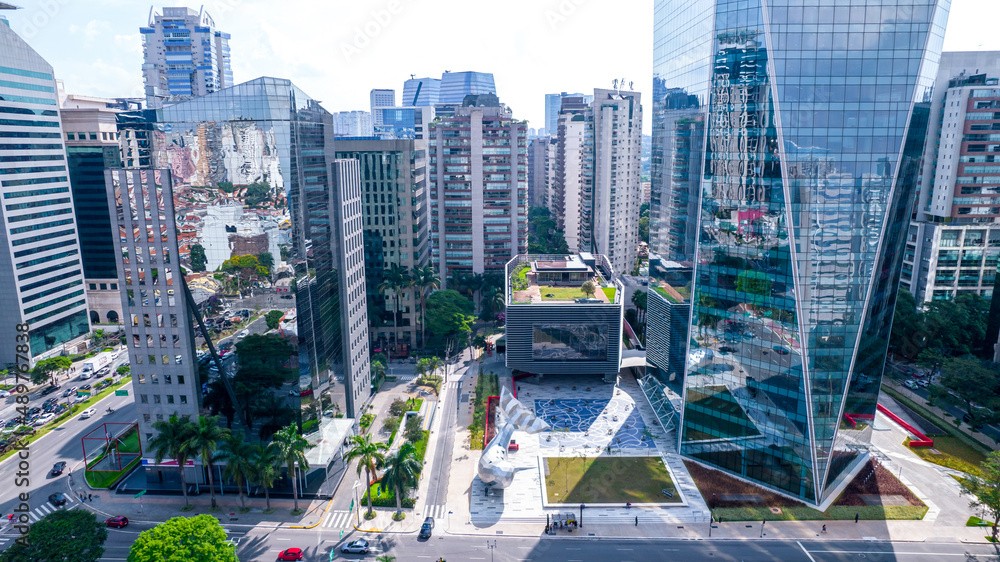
[486,540,497,562]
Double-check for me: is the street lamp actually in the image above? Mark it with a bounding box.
[352,480,362,526]
[486,539,497,562]
[579,503,585,528]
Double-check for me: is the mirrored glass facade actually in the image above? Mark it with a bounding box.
[649,0,948,504]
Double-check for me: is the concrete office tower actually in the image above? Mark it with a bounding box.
[0,12,91,366]
[140,6,232,108]
[335,138,430,355]
[528,137,551,208]
[106,169,200,431]
[649,0,948,506]
[544,92,590,137]
[369,89,395,127]
[108,78,371,444]
[586,89,643,275]
[332,110,374,137]
[552,96,589,252]
[438,71,497,104]
[428,96,527,285]
[62,97,130,326]
[402,77,440,107]
[901,52,1000,304]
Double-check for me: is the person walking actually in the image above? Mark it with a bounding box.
[822,524,826,533]
[635,516,639,527]
[854,513,859,523]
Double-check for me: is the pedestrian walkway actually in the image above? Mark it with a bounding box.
[425,504,447,520]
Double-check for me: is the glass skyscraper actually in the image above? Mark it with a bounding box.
[649,0,949,504]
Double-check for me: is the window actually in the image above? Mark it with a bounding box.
[143,414,151,422]
[164,374,172,384]
[140,394,148,404]
[167,395,174,404]
[153,395,161,404]
[179,395,187,404]
[178,375,184,385]
[137,373,145,384]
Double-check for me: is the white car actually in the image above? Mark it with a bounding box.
[237,330,249,338]
[80,408,97,420]
[0,390,10,398]
[33,413,55,426]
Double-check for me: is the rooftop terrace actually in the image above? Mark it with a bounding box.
[506,254,621,305]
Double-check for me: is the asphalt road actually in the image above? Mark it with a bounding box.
[209,526,1000,562]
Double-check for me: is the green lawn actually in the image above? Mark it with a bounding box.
[602,287,616,302]
[538,286,590,301]
[544,456,681,504]
[906,435,986,477]
[713,504,928,522]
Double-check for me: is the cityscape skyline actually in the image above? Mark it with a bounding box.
[6,0,995,135]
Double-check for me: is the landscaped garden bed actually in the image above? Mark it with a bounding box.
[543,456,680,504]
[687,459,927,521]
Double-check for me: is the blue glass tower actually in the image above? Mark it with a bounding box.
[649,0,949,504]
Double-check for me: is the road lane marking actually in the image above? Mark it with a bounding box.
[807,550,977,557]
[797,541,817,562]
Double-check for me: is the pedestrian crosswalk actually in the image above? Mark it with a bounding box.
[424,504,447,519]
[28,495,77,523]
[322,510,353,529]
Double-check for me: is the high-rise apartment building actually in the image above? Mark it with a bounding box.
[109,78,371,444]
[369,89,395,127]
[648,0,947,506]
[527,137,550,208]
[140,6,232,108]
[373,106,433,140]
[61,97,128,326]
[586,89,643,275]
[544,92,590,137]
[552,96,589,252]
[438,71,497,104]
[401,77,440,107]
[0,12,90,366]
[332,111,374,137]
[428,96,527,285]
[902,52,1000,303]
[547,90,642,272]
[335,138,429,354]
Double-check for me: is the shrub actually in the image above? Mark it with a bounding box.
[405,415,423,443]
[359,413,375,431]
[382,416,400,435]
[302,419,318,434]
[388,399,408,418]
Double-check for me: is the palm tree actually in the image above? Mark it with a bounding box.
[188,415,230,508]
[249,441,281,511]
[148,414,196,507]
[218,432,254,510]
[270,424,310,512]
[411,265,440,347]
[631,289,648,324]
[343,434,389,518]
[378,442,421,518]
[379,264,411,359]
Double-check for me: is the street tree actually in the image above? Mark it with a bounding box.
[264,309,284,330]
[30,356,71,386]
[270,424,310,513]
[961,450,1000,543]
[379,441,421,518]
[189,243,207,272]
[425,290,475,349]
[218,432,254,510]
[631,289,648,324]
[344,433,389,518]
[250,441,281,511]
[188,415,230,508]
[379,264,412,358]
[411,265,441,347]
[939,356,1000,425]
[148,414,196,508]
[128,514,237,562]
[1,510,107,562]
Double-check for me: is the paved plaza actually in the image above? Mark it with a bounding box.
[466,372,711,527]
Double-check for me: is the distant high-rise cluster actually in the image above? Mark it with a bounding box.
[140,6,232,108]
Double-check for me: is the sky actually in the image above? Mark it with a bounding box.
[5,0,1000,134]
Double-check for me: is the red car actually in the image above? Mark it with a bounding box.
[277,548,304,561]
[105,516,129,528]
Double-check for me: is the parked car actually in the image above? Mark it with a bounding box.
[80,408,97,420]
[904,379,919,390]
[48,492,68,507]
[340,539,370,554]
[419,516,434,539]
[237,329,250,338]
[277,547,304,561]
[105,516,129,528]
[50,461,66,476]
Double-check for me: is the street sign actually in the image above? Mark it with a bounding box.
[348,499,354,512]
[115,390,128,396]
[134,490,146,499]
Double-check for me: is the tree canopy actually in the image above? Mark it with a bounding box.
[424,290,475,344]
[264,310,284,330]
[890,290,990,362]
[128,514,237,562]
[938,356,1000,425]
[961,450,1000,543]
[2,510,107,562]
[31,356,71,386]
[527,206,569,254]
[189,244,207,272]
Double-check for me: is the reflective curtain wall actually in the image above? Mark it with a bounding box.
[649,0,949,504]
